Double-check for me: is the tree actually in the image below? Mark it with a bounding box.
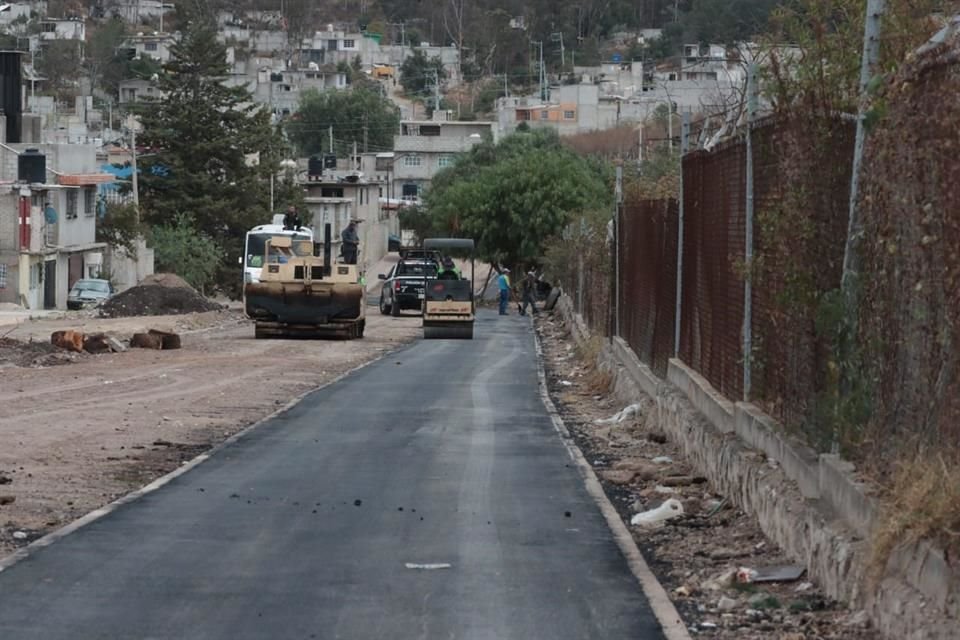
[150,213,224,294]
[400,49,446,98]
[96,202,144,256]
[424,129,611,266]
[286,87,400,156]
[36,40,82,101]
[85,17,128,98]
[137,5,283,293]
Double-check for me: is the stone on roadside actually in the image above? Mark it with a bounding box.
[717,596,739,611]
[600,469,636,485]
[51,330,84,353]
[130,333,163,350]
[82,333,113,354]
[0,495,15,505]
[104,335,127,353]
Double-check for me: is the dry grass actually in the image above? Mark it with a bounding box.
[573,335,613,395]
[871,449,960,578]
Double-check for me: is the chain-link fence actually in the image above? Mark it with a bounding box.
[612,118,855,450]
[679,137,747,401]
[617,198,678,377]
[750,119,855,440]
[857,34,960,462]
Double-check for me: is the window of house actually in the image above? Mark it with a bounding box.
[540,110,549,120]
[517,111,530,121]
[404,155,422,167]
[564,110,576,120]
[0,263,7,289]
[145,42,158,51]
[438,155,454,168]
[66,190,78,219]
[41,23,55,33]
[343,39,355,49]
[419,125,441,137]
[84,188,96,216]
[321,187,344,198]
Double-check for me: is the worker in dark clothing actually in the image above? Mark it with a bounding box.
[520,270,539,316]
[283,205,302,231]
[341,220,360,265]
[438,256,461,280]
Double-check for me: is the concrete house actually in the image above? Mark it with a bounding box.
[391,114,496,203]
[122,31,177,64]
[299,170,386,275]
[0,144,114,310]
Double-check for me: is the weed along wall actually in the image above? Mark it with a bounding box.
[553,292,960,639]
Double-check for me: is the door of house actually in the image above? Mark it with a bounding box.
[68,253,83,290]
[43,260,56,309]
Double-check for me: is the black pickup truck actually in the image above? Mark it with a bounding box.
[378,259,439,316]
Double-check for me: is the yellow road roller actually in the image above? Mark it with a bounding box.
[421,238,475,340]
[244,224,365,339]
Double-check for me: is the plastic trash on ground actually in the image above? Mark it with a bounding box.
[630,498,684,527]
[594,403,643,425]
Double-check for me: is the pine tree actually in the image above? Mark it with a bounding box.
[137,5,285,291]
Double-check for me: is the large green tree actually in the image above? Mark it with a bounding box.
[286,87,400,156]
[424,129,611,266]
[138,6,283,292]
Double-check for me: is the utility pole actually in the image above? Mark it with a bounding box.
[539,40,545,101]
[433,69,440,112]
[842,0,886,305]
[130,125,139,220]
[363,115,368,153]
[329,126,333,154]
[637,120,643,172]
[836,0,887,454]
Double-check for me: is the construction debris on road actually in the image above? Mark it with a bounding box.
[100,273,223,318]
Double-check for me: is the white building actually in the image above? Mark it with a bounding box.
[300,29,379,68]
[111,0,174,25]
[0,144,116,309]
[391,114,496,202]
[37,17,85,41]
[123,32,177,63]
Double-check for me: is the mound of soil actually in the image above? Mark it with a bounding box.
[100,275,223,318]
[139,273,193,289]
[0,337,83,368]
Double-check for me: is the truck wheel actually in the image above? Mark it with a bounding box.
[379,295,390,315]
[391,298,401,317]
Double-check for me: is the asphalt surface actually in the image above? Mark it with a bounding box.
[0,310,666,639]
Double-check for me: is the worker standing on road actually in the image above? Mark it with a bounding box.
[497,268,511,315]
[520,271,539,316]
[341,220,360,265]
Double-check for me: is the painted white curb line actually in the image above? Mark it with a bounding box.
[533,322,692,640]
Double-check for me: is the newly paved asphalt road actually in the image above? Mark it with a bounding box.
[0,311,665,639]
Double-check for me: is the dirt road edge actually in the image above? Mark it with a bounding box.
[531,324,692,640]
[0,343,410,575]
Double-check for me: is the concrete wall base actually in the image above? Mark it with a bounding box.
[552,295,959,640]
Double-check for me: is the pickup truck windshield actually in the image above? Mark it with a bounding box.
[397,263,438,277]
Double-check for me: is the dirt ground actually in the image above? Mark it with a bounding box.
[536,315,879,640]
[0,309,420,555]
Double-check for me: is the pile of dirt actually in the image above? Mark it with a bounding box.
[100,274,223,318]
[0,337,84,368]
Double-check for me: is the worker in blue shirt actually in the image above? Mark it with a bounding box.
[497,268,511,316]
